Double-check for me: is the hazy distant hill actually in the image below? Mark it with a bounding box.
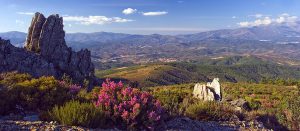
[0,31,26,47]
[178,23,300,42]
[2,22,300,63]
[2,23,300,46]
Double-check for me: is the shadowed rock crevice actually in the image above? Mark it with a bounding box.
[0,12,95,87]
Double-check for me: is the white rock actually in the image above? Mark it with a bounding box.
[193,78,222,101]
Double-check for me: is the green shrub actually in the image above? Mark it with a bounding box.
[0,72,31,86]
[152,89,189,116]
[150,84,193,116]
[11,76,72,111]
[185,101,237,121]
[248,99,262,110]
[49,100,109,128]
[286,88,300,130]
[0,72,76,115]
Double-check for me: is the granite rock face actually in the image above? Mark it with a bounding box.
[193,78,222,101]
[0,38,57,77]
[0,12,95,86]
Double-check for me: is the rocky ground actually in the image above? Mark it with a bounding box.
[163,117,269,131]
[0,114,270,131]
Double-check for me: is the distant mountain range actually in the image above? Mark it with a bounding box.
[1,23,300,63]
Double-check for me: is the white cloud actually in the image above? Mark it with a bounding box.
[238,13,298,27]
[142,11,168,16]
[254,17,272,25]
[276,13,298,24]
[238,17,272,27]
[238,22,251,27]
[17,12,34,15]
[63,16,133,25]
[232,16,237,19]
[122,8,137,15]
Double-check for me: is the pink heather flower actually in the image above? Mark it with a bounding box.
[130,96,138,105]
[121,111,129,119]
[118,81,123,88]
[142,98,148,104]
[94,79,164,130]
[94,101,100,107]
[141,92,150,99]
[69,84,81,93]
[122,87,133,96]
[118,104,123,111]
[148,111,156,119]
[155,101,161,108]
[109,81,116,90]
[133,103,141,113]
[148,111,160,121]
[102,83,108,89]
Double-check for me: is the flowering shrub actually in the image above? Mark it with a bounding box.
[95,79,164,130]
[58,81,81,94]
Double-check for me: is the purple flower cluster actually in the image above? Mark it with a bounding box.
[95,79,164,130]
[58,81,81,94]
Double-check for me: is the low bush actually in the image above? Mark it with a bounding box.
[49,100,109,128]
[151,88,190,116]
[286,87,300,130]
[149,84,194,116]
[94,79,165,130]
[185,101,237,121]
[0,72,31,86]
[11,76,72,111]
[0,72,82,115]
[248,99,262,110]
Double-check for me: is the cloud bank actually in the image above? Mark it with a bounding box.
[238,13,298,27]
[64,16,133,25]
[142,11,168,16]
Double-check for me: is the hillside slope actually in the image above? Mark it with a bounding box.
[96,65,208,87]
[96,56,300,87]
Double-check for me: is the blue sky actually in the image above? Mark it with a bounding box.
[0,0,300,34]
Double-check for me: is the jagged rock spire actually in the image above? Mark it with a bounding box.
[1,12,95,87]
[25,12,46,52]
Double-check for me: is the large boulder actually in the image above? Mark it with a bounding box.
[193,83,216,101]
[193,78,222,101]
[0,12,95,87]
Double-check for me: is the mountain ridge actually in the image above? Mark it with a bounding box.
[2,22,300,45]
[2,22,300,63]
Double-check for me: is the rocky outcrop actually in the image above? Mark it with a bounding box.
[0,12,95,87]
[0,38,57,77]
[193,78,222,101]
